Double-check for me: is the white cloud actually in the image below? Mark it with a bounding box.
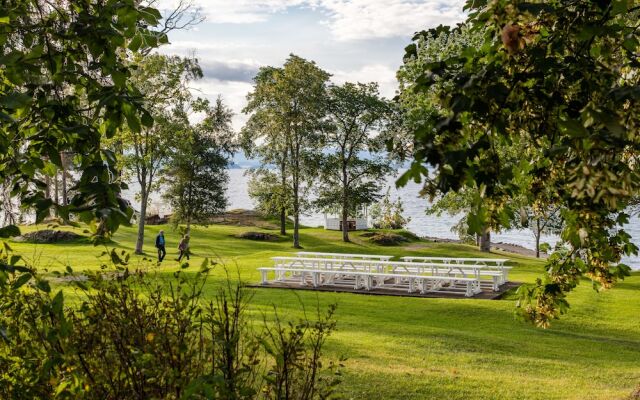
[157,43,263,82]
[152,1,467,131]
[157,0,465,40]
[331,64,398,98]
[157,0,307,24]
[161,40,263,52]
[318,0,466,41]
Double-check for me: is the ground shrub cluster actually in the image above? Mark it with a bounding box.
[367,232,409,246]
[236,231,280,241]
[15,230,84,243]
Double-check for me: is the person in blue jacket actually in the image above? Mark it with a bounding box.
[155,230,166,262]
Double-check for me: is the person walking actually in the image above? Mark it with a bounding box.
[177,234,190,262]
[155,230,166,262]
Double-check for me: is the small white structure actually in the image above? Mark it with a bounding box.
[323,206,369,231]
[324,216,368,231]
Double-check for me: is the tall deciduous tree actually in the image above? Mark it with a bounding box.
[244,55,330,248]
[400,1,640,327]
[241,83,291,234]
[114,54,202,254]
[164,97,235,230]
[428,188,486,248]
[317,82,392,242]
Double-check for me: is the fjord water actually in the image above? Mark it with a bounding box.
[226,169,640,269]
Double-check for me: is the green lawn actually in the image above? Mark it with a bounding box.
[9,223,640,399]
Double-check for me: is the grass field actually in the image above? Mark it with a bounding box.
[9,222,640,400]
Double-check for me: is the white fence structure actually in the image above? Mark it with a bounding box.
[258,253,513,297]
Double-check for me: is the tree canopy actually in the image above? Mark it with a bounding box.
[113,54,202,254]
[398,26,523,252]
[243,55,330,248]
[316,82,393,242]
[399,0,640,326]
[0,0,166,238]
[164,97,235,229]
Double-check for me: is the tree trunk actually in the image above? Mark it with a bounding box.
[280,159,287,235]
[61,152,67,206]
[292,147,301,249]
[44,175,51,199]
[45,175,52,217]
[341,206,349,242]
[2,180,17,225]
[135,189,148,255]
[293,209,300,248]
[280,208,286,235]
[186,182,192,231]
[535,219,541,258]
[53,173,59,216]
[479,226,491,252]
[341,166,349,242]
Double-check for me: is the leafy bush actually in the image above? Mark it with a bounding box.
[15,229,84,243]
[0,245,342,399]
[236,231,280,241]
[368,233,409,246]
[369,189,411,230]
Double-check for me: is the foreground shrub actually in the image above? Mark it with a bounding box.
[0,248,341,399]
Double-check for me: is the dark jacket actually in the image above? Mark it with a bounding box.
[155,234,165,248]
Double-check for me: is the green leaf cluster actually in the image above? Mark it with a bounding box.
[398,0,640,326]
[0,0,166,237]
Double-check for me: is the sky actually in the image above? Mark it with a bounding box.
[157,0,466,131]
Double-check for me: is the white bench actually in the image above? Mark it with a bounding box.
[401,256,511,284]
[258,267,481,297]
[401,256,508,265]
[386,264,503,291]
[273,257,507,290]
[273,256,386,273]
[296,251,393,261]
